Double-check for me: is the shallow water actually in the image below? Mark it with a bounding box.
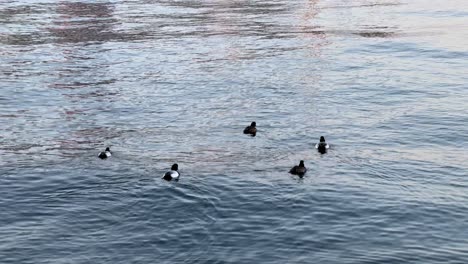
[1,0,467,263]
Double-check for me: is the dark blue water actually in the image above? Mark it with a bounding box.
[1,0,467,263]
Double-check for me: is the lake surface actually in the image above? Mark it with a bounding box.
[1,0,467,263]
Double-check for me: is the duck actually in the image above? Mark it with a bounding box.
[243,121,257,136]
[290,160,307,177]
[162,163,180,181]
[98,147,111,159]
[315,136,329,154]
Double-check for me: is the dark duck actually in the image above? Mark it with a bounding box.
[290,160,307,177]
[162,163,180,181]
[243,122,257,136]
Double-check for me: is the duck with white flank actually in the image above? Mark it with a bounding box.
[315,136,329,154]
[162,163,180,181]
[98,147,112,159]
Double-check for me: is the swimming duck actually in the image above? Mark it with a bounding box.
[290,160,307,177]
[98,147,111,159]
[315,136,329,154]
[243,122,257,136]
[162,163,180,181]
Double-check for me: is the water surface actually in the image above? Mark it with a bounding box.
[1,0,467,263]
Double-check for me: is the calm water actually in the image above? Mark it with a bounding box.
[1,0,467,263]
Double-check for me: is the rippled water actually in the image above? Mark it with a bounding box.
[1,0,467,263]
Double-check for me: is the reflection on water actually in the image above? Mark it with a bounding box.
[50,2,117,44]
[1,0,468,263]
[354,30,395,38]
[49,2,115,91]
